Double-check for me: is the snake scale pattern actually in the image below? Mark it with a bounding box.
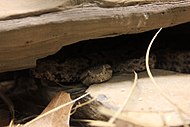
[32,49,190,86]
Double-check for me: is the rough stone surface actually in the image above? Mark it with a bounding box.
[86,69,190,126]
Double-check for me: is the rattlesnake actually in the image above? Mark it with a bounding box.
[32,49,190,86]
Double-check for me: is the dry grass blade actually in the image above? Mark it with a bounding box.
[71,97,96,115]
[9,120,14,127]
[23,92,90,127]
[108,71,138,124]
[145,27,190,126]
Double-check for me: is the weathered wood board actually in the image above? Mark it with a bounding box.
[0,0,181,21]
[0,0,190,72]
[0,0,64,20]
[96,0,180,7]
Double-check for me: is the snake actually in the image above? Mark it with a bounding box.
[32,49,190,86]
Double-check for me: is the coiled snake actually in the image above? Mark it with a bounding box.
[32,49,190,86]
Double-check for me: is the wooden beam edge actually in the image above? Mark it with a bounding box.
[0,1,190,72]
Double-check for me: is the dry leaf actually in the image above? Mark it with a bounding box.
[24,91,73,127]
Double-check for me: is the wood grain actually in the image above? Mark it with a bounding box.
[0,1,190,72]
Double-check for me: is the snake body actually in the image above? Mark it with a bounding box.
[33,49,190,86]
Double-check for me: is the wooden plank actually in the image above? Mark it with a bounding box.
[97,0,180,7]
[0,0,69,20]
[0,1,190,72]
[0,0,185,20]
